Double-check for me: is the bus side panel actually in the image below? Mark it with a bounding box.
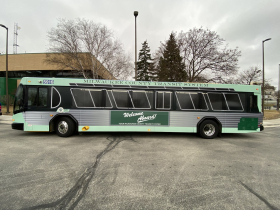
[23,111,54,132]
[222,128,261,133]
[18,110,263,134]
[170,111,263,133]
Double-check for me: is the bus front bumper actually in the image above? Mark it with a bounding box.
[12,123,24,130]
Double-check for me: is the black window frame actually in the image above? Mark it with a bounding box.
[207,92,244,112]
[26,86,50,108]
[175,91,209,111]
[13,84,25,114]
[155,91,172,110]
[70,88,113,109]
[51,87,61,109]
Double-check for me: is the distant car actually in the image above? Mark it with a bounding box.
[0,102,2,115]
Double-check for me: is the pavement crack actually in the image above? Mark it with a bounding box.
[22,134,135,210]
[239,181,279,210]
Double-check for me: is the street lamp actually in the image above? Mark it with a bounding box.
[0,24,9,113]
[262,38,271,113]
[134,11,138,81]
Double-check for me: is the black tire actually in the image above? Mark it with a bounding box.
[55,117,75,137]
[199,120,219,139]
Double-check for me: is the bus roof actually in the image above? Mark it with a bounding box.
[19,77,261,94]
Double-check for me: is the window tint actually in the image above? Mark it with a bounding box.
[112,90,133,108]
[71,88,112,108]
[208,93,228,110]
[28,88,37,106]
[192,93,208,110]
[14,85,24,112]
[176,92,208,110]
[156,92,163,108]
[89,89,112,108]
[225,93,243,110]
[176,92,194,109]
[250,95,259,113]
[156,91,172,109]
[106,90,113,107]
[146,91,154,107]
[90,89,103,107]
[130,91,151,109]
[71,89,94,107]
[52,87,61,108]
[164,92,171,109]
[38,88,48,107]
[28,87,48,107]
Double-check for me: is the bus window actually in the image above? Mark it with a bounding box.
[38,88,48,107]
[14,85,24,113]
[250,95,259,113]
[176,92,208,110]
[89,89,112,108]
[156,91,172,110]
[27,87,48,107]
[176,92,194,110]
[89,89,102,107]
[207,93,228,111]
[28,88,37,106]
[112,90,133,108]
[191,93,208,110]
[71,89,94,108]
[224,93,243,111]
[130,90,151,109]
[51,87,61,108]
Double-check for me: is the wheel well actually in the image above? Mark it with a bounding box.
[49,114,78,132]
[197,117,222,134]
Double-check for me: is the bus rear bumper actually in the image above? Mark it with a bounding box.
[12,123,24,130]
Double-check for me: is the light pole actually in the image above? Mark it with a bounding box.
[134,11,138,81]
[262,38,271,113]
[277,64,280,111]
[0,24,9,113]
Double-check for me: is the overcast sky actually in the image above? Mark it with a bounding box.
[1,0,280,88]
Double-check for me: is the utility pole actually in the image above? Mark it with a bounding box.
[277,64,280,111]
[262,38,271,113]
[0,24,9,113]
[134,11,138,81]
[13,23,20,54]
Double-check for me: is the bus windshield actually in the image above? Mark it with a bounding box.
[14,85,24,114]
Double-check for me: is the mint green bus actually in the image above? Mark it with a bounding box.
[12,77,263,138]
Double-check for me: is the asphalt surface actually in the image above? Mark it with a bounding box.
[0,118,280,210]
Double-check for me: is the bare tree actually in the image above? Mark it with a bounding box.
[235,66,262,85]
[46,19,133,79]
[177,28,241,83]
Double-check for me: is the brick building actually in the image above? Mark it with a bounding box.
[0,53,113,105]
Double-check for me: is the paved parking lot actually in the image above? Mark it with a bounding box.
[0,122,280,210]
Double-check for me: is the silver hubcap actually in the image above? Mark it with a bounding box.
[58,121,68,134]
[203,124,215,136]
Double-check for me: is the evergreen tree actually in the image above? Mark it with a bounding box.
[136,40,154,81]
[147,61,158,81]
[158,33,186,82]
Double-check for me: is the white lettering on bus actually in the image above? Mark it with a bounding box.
[123,112,143,117]
[137,114,157,123]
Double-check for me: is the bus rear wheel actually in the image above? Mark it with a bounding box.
[56,117,75,137]
[199,120,219,139]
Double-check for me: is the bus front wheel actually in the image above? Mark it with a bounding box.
[199,120,219,139]
[56,117,75,137]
